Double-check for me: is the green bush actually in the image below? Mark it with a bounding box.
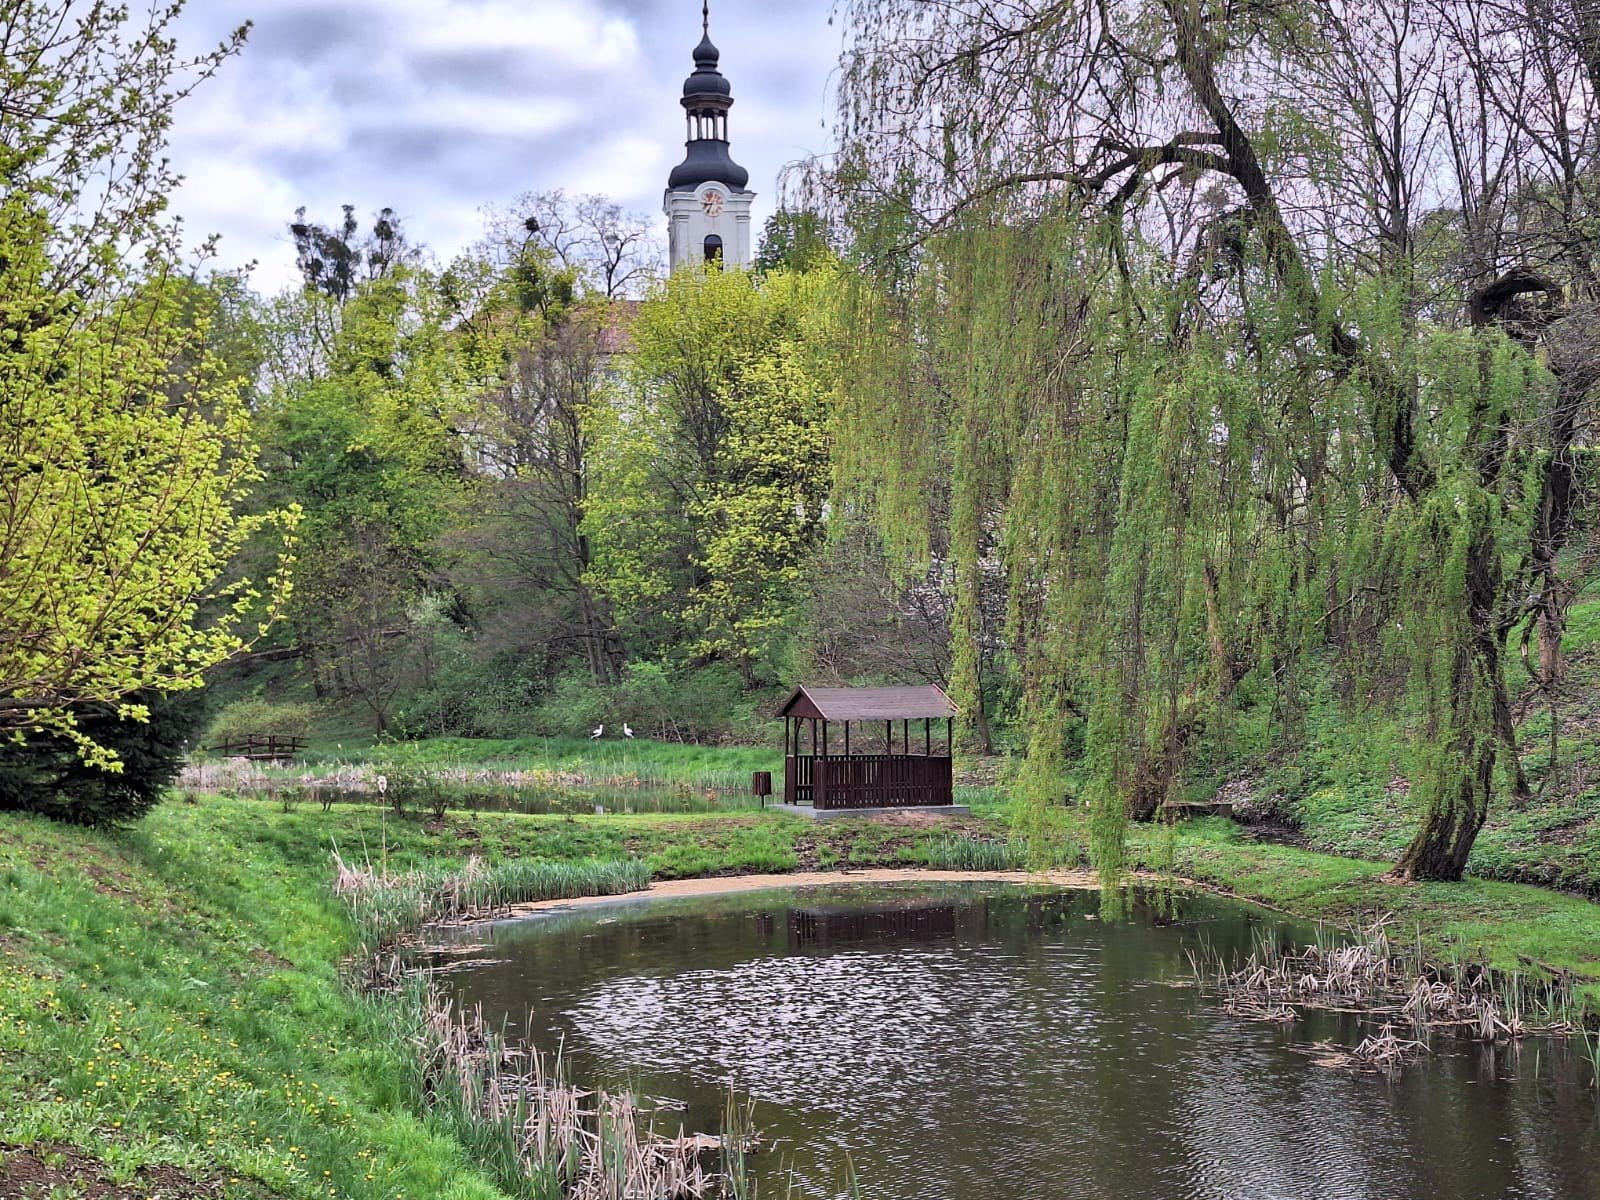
[528,667,611,738]
[667,663,749,743]
[390,608,543,739]
[203,697,318,750]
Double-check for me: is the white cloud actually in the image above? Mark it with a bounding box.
[163,0,838,293]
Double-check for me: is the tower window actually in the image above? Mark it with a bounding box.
[703,234,723,266]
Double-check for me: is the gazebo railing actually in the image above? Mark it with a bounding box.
[784,753,953,809]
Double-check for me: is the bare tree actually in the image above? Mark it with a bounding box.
[806,523,1008,753]
[483,191,662,299]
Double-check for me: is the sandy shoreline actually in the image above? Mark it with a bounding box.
[501,866,1142,918]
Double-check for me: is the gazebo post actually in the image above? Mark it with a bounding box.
[924,718,931,756]
[885,720,891,753]
[843,721,850,756]
[946,717,953,755]
[822,720,829,757]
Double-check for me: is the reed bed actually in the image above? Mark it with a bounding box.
[334,852,651,951]
[180,757,761,816]
[1191,915,1585,1067]
[405,989,746,1199]
[336,854,754,1197]
[910,834,1029,871]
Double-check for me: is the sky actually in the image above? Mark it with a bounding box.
[165,0,842,292]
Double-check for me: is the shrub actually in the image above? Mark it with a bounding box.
[528,668,610,738]
[672,664,746,743]
[203,697,317,750]
[525,661,779,745]
[391,612,542,739]
[0,689,206,826]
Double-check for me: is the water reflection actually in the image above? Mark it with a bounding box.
[433,884,1599,1200]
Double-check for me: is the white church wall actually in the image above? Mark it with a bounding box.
[664,181,754,272]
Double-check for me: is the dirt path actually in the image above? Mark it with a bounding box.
[504,866,1134,917]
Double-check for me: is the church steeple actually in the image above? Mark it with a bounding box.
[663,2,754,270]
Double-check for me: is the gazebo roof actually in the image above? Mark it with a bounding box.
[775,684,958,722]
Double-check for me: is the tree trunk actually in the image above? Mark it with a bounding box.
[1393,535,1502,879]
[1522,369,1586,690]
[1127,703,1202,822]
[1391,734,1493,881]
[1202,564,1236,702]
[576,583,624,686]
[1493,660,1533,808]
[971,697,996,757]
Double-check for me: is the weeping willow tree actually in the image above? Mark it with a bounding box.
[818,0,1594,882]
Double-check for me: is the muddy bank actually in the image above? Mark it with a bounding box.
[502,866,1129,917]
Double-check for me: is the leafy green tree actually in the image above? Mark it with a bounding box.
[0,2,293,770]
[585,265,836,684]
[253,261,472,726]
[755,209,837,274]
[435,225,628,690]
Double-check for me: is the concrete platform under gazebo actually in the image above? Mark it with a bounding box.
[770,684,966,816]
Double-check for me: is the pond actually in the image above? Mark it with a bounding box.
[432,882,1599,1199]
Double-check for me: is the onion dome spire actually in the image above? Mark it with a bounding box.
[667,1,749,191]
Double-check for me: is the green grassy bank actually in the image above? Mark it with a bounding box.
[3,794,1599,1195]
[0,798,539,1200]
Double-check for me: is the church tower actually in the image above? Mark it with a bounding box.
[663,4,754,271]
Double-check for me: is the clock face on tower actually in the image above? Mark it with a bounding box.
[701,190,725,217]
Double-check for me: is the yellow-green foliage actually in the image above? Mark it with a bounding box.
[586,265,837,674]
[204,699,320,749]
[0,3,294,767]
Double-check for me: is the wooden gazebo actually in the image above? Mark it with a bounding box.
[775,685,958,810]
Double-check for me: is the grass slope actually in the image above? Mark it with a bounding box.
[0,801,512,1200]
[1124,818,1600,999]
[1177,593,1600,897]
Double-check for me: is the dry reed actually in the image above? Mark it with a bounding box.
[418,993,745,1199]
[1192,914,1582,1072]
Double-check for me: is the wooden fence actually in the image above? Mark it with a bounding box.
[783,753,953,809]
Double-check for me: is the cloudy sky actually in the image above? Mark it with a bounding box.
[166,0,842,292]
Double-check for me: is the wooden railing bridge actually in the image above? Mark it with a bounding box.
[205,734,307,761]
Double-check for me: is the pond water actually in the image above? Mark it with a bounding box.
[432,883,1599,1199]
